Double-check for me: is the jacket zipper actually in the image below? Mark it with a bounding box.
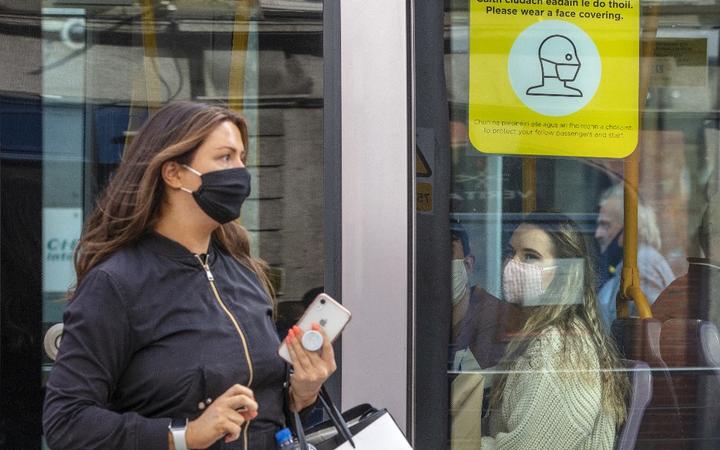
[195,254,253,450]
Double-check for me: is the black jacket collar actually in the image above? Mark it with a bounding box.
[141,230,218,265]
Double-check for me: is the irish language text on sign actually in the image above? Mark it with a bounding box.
[469,0,639,158]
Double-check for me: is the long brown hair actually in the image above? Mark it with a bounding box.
[490,213,629,426]
[73,101,274,301]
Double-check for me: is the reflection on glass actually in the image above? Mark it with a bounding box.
[443,0,720,448]
[0,1,323,447]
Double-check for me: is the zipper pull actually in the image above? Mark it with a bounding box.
[195,254,215,282]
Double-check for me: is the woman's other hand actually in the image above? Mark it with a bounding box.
[286,323,337,411]
[184,383,258,448]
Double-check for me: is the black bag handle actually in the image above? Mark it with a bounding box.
[288,383,356,449]
[317,386,356,447]
[293,405,309,450]
[285,365,356,449]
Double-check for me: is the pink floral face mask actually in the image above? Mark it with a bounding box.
[502,259,555,305]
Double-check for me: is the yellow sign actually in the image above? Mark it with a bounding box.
[416,147,432,177]
[417,183,433,212]
[469,0,639,158]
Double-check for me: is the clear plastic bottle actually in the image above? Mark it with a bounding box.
[275,427,317,450]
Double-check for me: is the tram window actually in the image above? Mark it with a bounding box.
[0,2,324,448]
[414,0,720,448]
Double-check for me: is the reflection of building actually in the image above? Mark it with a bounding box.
[1,2,324,300]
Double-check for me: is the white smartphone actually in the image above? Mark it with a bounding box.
[278,293,351,364]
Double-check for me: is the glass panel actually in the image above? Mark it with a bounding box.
[418,0,719,448]
[0,1,323,447]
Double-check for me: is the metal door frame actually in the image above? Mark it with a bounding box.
[335,0,415,437]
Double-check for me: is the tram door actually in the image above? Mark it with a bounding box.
[414,1,720,449]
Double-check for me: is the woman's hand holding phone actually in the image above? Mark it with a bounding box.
[285,323,337,412]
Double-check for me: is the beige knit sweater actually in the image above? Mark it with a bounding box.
[481,327,616,450]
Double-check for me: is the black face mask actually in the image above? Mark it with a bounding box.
[598,228,623,285]
[182,165,251,224]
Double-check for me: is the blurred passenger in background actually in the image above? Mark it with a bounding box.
[451,225,475,335]
[594,184,674,329]
[449,223,482,371]
[450,221,531,371]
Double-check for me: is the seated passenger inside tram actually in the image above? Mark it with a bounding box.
[482,214,629,450]
[449,222,532,371]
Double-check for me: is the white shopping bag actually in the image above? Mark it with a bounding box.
[334,410,413,450]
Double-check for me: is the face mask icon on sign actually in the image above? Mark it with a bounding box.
[526,34,583,98]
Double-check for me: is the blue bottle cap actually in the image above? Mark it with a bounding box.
[275,427,293,444]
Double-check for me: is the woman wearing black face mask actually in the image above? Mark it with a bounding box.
[43,102,336,450]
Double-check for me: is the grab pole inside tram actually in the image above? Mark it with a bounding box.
[618,4,661,319]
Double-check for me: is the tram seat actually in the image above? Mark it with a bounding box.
[651,261,718,323]
[657,319,704,442]
[695,320,720,450]
[616,359,652,450]
[611,318,663,366]
[659,319,708,365]
[653,318,720,448]
[611,318,687,448]
[699,321,720,384]
[651,273,698,321]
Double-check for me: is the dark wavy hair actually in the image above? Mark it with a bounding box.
[73,101,274,300]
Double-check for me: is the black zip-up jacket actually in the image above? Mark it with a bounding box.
[43,232,288,450]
